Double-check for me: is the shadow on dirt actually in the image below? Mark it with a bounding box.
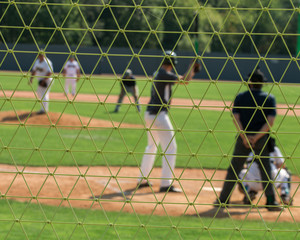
[90,186,157,200]
[197,206,248,218]
[1,112,37,122]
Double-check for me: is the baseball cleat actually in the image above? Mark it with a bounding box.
[136,181,153,189]
[265,201,283,212]
[37,110,46,115]
[159,185,182,193]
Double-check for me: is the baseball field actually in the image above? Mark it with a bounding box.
[0,72,299,239]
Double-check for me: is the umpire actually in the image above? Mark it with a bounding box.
[216,67,281,211]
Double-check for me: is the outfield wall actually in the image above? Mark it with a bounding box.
[0,44,299,83]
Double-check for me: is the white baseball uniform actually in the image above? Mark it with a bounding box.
[64,60,80,95]
[32,57,53,112]
[239,147,290,194]
[138,68,178,188]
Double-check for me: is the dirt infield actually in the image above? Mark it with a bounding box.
[0,110,299,222]
[0,163,299,222]
[0,111,142,129]
[1,90,299,116]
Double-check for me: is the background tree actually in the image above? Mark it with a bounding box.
[0,0,298,55]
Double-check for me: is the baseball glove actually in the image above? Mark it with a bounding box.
[193,59,201,73]
[38,79,48,88]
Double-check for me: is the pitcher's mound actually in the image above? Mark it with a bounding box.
[0,111,142,128]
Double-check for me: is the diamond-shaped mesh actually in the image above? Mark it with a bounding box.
[0,0,299,239]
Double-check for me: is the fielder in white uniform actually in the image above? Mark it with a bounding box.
[63,56,80,96]
[29,53,53,114]
[239,146,292,204]
[137,51,200,192]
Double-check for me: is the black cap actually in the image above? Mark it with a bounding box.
[246,68,267,82]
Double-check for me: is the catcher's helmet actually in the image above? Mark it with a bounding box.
[163,50,178,66]
[124,69,132,78]
[246,67,267,82]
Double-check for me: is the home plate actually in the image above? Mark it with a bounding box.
[202,187,222,192]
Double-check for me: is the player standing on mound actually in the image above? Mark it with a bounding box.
[137,51,201,192]
[29,52,54,114]
[114,69,140,113]
[63,55,81,96]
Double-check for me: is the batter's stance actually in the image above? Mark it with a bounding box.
[137,51,201,192]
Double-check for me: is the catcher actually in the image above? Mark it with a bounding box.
[239,139,292,205]
[137,52,201,192]
[29,52,54,114]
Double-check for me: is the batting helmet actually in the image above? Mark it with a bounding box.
[163,50,178,66]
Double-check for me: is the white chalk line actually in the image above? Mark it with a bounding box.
[0,168,222,193]
[94,180,222,193]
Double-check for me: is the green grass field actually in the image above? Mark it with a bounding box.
[0,72,299,239]
[0,200,299,240]
[1,71,299,104]
[0,72,299,171]
[0,100,299,172]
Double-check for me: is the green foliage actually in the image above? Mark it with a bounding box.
[0,1,298,54]
[0,1,91,46]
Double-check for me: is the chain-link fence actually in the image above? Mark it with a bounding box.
[0,1,299,239]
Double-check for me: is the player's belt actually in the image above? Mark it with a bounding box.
[147,110,158,115]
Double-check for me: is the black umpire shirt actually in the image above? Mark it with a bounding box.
[232,89,276,133]
[122,76,136,87]
[147,68,178,114]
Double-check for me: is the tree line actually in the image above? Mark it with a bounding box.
[1,0,298,55]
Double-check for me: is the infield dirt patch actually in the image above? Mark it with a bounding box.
[0,111,142,129]
[1,90,299,116]
[0,164,299,222]
[0,110,299,222]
